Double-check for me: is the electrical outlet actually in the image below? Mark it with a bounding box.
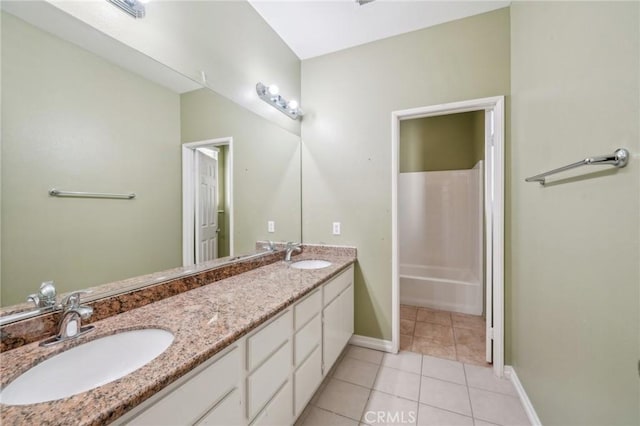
[332,222,341,235]
[268,221,275,233]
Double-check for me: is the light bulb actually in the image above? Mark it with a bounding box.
[268,85,279,96]
[288,100,299,110]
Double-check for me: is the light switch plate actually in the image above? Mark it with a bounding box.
[268,221,275,233]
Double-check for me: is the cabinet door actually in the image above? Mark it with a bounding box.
[127,348,240,426]
[322,295,342,374]
[340,284,354,349]
[197,388,242,426]
[251,380,293,426]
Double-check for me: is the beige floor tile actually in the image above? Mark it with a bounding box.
[421,355,466,384]
[411,337,456,361]
[373,366,421,401]
[301,407,359,426]
[400,335,413,351]
[453,327,485,349]
[362,391,418,426]
[419,377,471,417]
[333,356,380,388]
[455,344,490,367]
[416,308,452,326]
[451,313,485,331]
[400,319,416,335]
[400,305,418,320]
[463,364,516,396]
[346,345,385,365]
[416,404,473,426]
[382,351,422,374]
[414,322,454,346]
[469,387,530,426]
[315,378,371,421]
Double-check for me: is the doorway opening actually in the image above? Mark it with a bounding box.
[182,137,233,266]
[391,97,505,377]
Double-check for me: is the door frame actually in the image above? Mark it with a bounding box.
[182,137,234,266]
[391,96,505,377]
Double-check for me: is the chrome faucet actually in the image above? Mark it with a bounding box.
[40,291,95,347]
[27,281,57,308]
[284,242,302,262]
[262,240,276,252]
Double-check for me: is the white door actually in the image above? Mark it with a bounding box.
[195,148,219,263]
[484,110,494,364]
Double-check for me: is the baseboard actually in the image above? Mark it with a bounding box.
[504,366,543,426]
[349,334,394,353]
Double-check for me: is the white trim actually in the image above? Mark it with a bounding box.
[391,96,505,377]
[349,335,395,353]
[182,137,234,266]
[504,366,543,426]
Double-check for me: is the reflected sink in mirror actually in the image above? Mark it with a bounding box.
[0,329,174,405]
[290,260,332,270]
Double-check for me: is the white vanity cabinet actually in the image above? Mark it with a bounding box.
[322,267,354,374]
[119,265,354,426]
[124,345,242,426]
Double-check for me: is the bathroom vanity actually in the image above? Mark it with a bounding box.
[0,248,355,426]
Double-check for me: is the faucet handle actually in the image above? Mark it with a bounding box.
[26,281,57,308]
[61,290,91,309]
[262,240,276,252]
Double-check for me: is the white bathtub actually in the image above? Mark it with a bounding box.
[399,264,483,315]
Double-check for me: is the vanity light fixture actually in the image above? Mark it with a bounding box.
[256,82,304,120]
[107,0,146,19]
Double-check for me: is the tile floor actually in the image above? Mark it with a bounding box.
[400,305,490,367]
[297,346,530,426]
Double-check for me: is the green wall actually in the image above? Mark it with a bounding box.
[45,0,301,135]
[180,89,301,255]
[510,2,639,424]
[400,111,485,172]
[1,12,182,305]
[301,9,510,341]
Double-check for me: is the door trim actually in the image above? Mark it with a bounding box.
[182,137,233,266]
[390,96,505,377]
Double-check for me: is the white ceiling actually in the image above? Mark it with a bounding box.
[249,0,510,59]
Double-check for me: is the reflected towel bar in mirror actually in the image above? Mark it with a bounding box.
[525,148,629,186]
[49,189,136,199]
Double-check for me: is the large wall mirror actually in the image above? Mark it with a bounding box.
[0,2,301,312]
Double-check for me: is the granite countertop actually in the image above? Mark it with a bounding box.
[0,250,356,426]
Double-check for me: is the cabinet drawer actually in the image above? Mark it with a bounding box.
[247,310,292,372]
[294,346,322,416]
[197,388,242,426]
[294,289,321,330]
[323,266,353,306]
[294,314,320,366]
[247,341,291,420]
[251,380,293,426]
[129,347,240,426]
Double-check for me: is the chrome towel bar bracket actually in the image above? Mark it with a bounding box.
[525,148,630,186]
[49,189,136,199]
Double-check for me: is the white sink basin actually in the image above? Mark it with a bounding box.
[290,260,332,270]
[0,328,174,405]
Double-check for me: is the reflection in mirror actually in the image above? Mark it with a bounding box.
[0,4,301,313]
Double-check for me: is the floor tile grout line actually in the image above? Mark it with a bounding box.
[463,363,477,424]
[417,401,476,421]
[358,352,384,425]
[309,405,362,425]
[416,354,424,424]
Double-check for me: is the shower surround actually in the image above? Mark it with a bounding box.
[399,161,483,315]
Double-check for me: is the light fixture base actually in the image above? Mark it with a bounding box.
[107,0,146,19]
[256,82,303,120]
